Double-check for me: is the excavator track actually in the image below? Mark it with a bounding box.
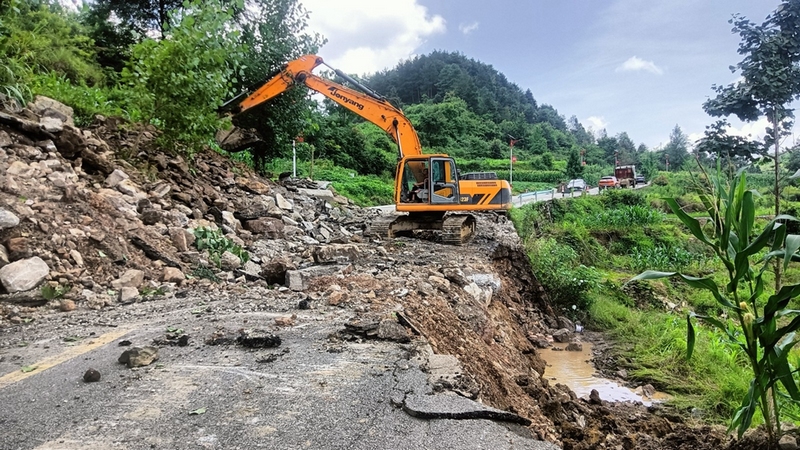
[442,214,476,246]
[369,213,475,245]
[369,216,396,240]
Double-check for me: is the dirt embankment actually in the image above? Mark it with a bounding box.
[0,95,782,450]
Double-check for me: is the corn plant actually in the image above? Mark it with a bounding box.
[630,168,800,445]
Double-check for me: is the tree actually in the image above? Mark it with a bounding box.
[703,0,800,218]
[703,0,800,291]
[663,125,689,170]
[123,0,242,151]
[225,0,324,170]
[86,0,183,39]
[695,119,764,170]
[616,132,637,165]
[566,149,583,180]
[596,132,618,165]
[567,115,594,146]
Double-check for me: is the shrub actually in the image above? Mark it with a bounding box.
[583,205,664,229]
[122,0,242,153]
[526,237,600,316]
[601,188,646,209]
[191,226,249,268]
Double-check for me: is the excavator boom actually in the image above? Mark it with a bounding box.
[230,55,421,159]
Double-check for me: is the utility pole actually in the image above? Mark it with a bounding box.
[666,154,670,172]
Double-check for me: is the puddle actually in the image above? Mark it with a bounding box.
[539,342,670,405]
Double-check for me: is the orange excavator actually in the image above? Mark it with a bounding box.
[218,55,511,245]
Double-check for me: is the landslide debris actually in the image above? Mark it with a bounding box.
[0,95,784,450]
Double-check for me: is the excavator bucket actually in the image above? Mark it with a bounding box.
[215,126,261,153]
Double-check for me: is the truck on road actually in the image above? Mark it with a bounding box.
[614,165,637,188]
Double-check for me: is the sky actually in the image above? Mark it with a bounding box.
[297,0,789,151]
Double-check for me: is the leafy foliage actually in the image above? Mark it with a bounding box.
[630,168,800,444]
[628,245,705,273]
[122,0,243,152]
[191,226,249,268]
[525,237,600,316]
[582,205,664,229]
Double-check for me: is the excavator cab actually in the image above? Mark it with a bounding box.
[399,157,458,205]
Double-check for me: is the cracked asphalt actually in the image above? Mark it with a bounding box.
[0,290,560,450]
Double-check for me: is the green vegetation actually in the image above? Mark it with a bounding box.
[7,0,800,442]
[191,226,249,268]
[633,168,800,445]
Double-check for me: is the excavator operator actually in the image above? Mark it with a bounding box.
[409,168,429,202]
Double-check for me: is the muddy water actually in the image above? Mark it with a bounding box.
[539,342,670,405]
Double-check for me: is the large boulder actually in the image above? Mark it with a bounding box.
[0,256,49,293]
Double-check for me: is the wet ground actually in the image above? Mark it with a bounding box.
[538,342,670,406]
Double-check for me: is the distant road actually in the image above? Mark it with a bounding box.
[371,183,648,213]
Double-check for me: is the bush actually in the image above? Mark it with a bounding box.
[191,226,249,268]
[601,188,646,209]
[526,237,600,316]
[122,0,242,152]
[583,205,664,229]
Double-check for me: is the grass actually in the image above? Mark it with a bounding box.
[510,176,800,427]
[589,292,751,422]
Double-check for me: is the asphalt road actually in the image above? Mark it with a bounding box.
[0,290,560,450]
[371,183,647,213]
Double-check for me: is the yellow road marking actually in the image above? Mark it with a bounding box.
[0,328,130,389]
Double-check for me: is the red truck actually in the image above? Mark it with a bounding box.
[614,165,637,188]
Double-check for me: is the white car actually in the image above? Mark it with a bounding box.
[566,179,587,192]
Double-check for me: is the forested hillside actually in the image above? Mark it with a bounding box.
[0,0,686,195]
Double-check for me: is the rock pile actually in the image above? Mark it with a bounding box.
[0,95,381,313]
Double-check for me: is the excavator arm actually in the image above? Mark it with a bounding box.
[225,54,422,158]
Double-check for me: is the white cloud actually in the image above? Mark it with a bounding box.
[615,56,664,75]
[458,21,479,35]
[586,116,608,134]
[687,132,704,146]
[300,0,446,76]
[725,117,770,140]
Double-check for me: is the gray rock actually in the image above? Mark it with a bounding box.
[565,342,583,351]
[118,346,159,368]
[312,244,360,263]
[83,368,101,382]
[39,116,63,133]
[779,435,798,450]
[552,328,573,343]
[118,286,139,303]
[111,269,145,289]
[0,256,49,293]
[219,250,242,270]
[377,320,411,343]
[274,192,293,210]
[297,188,335,201]
[0,244,8,268]
[7,161,35,178]
[162,267,185,283]
[0,130,12,147]
[0,208,20,229]
[104,168,129,187]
